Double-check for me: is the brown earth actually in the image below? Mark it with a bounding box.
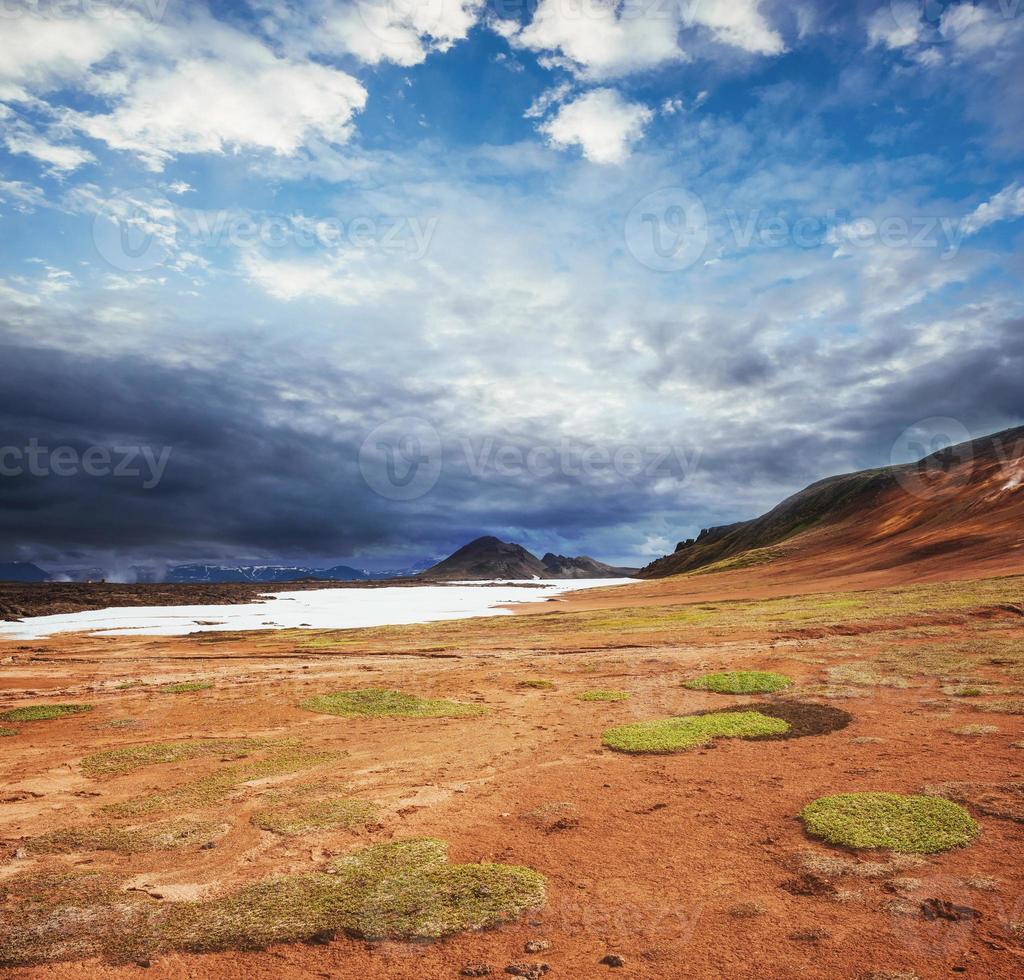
[3,436,1024,978]
[2,543,1024,979]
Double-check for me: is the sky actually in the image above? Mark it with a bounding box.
[0,0,1022,573]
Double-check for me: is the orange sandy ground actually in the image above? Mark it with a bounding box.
[2,552,1023,980]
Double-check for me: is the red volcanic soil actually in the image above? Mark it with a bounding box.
[2,433,1024,978]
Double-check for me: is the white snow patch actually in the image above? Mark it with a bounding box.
[0,579,635,639]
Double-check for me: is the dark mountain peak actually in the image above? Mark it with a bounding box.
[0,562,51,583]
[422,538,638,581]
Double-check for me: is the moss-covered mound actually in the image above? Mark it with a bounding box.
[706,700,852,739]
[799,792,979,853]
[157,681,212,694]
[518,679,555,690]
[602,710,789,754]
[299,688,486,719]
[0,839,546,965]
[102,749,336,818]
[578,690,631,702]
[684,671,792,694]
[82,738,269,777]
[0,704,93,723]
[26,820,226,855]
[253,797,378,835]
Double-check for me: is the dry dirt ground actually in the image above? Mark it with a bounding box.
[1,557,1023,979]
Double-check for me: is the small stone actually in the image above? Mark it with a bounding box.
[505,964,549,979]
[600,954,625,968]
[920,899,981,922]
[460,966,491,977]
[200,841,217,850]
[525,940,550,953]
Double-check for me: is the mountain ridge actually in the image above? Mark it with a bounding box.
[421,536,638,580]
[641,425,1024,579]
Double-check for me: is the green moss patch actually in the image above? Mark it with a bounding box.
[103,748,336,818]
[683,671,792,694]
[26,819,226,855]
[82,738,269,778]
[163,839,545,952]
[0,704,93,723]
[602,710,789,754]
[0,840,545,965]
[0,727,17,737]
[299,688,486,718]
[799,793,979,853]
[252,797,378,835]
[518,679,555,690]
[157,681,212,694]
[970,699,1024,714]
[578,690,631,702]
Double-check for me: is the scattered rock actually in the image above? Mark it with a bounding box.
[600,954,625,967]
[920,899,981,922]
[524,940,550,953]
[461,966,491,977]
[505,964,549,979]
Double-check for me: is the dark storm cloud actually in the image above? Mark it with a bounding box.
[2,307,1022,571]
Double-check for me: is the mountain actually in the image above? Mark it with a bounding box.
[164,564,369,583]
[541,553,640,578]
[0,562,50,583]
[641,425,1024,581]
[421,536,638,581]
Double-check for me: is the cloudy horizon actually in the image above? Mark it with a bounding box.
[1,0,1022,572]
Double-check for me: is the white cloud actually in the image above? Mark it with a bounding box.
[962,182,1024,236]
[0,179,48,212]
[311,0,483,66]
[4,129,95,174]
[77,49,367,171]
[867,3,923,49]
[240,250,413,306]
[524,82,574,119]
[0,7,368,172]
[0,12,148,101]
[538,88,653,164]
[940,3,1013,53]
[506,0,783,80]
[692,0,785,55]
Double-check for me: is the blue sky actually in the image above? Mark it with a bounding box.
[0,0,1022,572]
